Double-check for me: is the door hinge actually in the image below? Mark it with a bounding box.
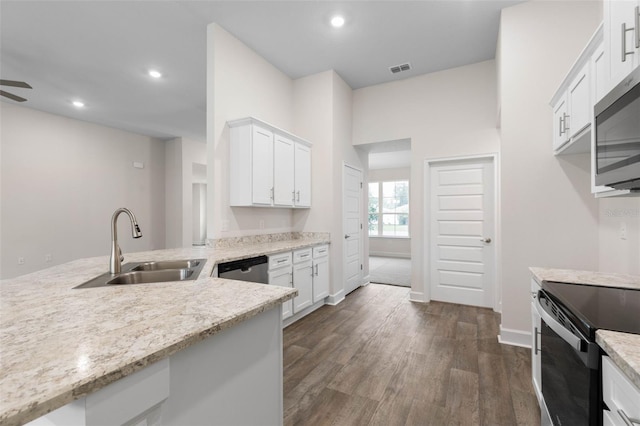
[360,264,363,270]
[360,182,363,188]
[360,223,363,230]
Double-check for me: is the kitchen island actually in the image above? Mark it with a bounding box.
[0,235,328,426]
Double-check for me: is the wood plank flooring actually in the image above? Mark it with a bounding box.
[283,284,540,426]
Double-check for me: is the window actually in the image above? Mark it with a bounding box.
[368,180,409,237]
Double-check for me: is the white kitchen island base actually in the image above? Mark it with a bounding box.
[28,306,283,426]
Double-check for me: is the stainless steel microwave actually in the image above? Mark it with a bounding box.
[594,66,640,191]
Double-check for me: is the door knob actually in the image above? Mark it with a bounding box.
[344,234,349,239]
[480,237,492,243]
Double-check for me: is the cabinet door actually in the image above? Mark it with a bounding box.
[273,134,295,206]
[313,257,329,302]
[251,125,274,205]
[552,96,569,151]
[606,0,640,87]
[268,266,293,320]
[292,260,313,313]
[592,42,610,104]
[568,63,590,139]
[531,301,542,403]
[294,143,311,208]
[602,356,640,426]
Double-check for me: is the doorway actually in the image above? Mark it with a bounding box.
[426,155,497,309]
[343,164,363,295]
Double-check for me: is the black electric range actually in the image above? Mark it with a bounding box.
[541,281,640,340]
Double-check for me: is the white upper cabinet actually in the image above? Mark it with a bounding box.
[294,143,311,208]
[605,0,640,90]
[273,134,295,206]
[229,117,312,208]
[550,25,603,155]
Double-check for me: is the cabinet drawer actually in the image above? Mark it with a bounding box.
[313,245,329,259]
[602,355,640,426]
[293,248,312,263]
[268,252,292,270]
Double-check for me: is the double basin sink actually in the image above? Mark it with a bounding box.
[75,259,206,289]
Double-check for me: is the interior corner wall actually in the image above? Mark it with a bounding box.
[207,23,295,239]
[0,103,166,279]
[499,1,602,337]
[352,60,500,300]
[166,137,207,248]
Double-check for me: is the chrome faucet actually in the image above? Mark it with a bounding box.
[110,208,142,274]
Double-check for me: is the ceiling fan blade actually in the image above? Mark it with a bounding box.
[0,90,27,102]
[0,79,32,89]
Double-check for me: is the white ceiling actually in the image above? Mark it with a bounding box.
[0,1,522,142]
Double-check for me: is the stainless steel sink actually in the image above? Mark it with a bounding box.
[74,258,207,289]
[131,259,202,271]
[106,269,194,284]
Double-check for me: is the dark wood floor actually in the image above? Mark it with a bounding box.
[283,283,540,426]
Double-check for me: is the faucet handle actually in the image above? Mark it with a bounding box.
[119,247,124,262]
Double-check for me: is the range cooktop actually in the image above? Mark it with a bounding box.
[541,281,640,339]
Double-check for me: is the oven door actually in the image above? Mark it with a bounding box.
[536,290,601,426]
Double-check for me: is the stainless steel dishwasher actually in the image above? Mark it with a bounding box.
[217,255,269,284]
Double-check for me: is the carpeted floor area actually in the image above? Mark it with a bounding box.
[368,256,411,287]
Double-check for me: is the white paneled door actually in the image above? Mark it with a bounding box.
[429,157,495,308]
[343,164,362,295]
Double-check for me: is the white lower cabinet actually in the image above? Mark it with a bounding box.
[530,280,542,404]
[268,266,293,320]
[312,245,330,302]
[268,252,293,320]
[293,248,314,313]
[602,355,640,426]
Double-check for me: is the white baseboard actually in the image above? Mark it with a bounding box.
[370,252,411,259]
[409,291,427,303]
[498,325,531,348]
[326,289,345,306]
[361,275,370,286]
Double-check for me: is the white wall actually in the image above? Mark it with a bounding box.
[352,60,500,301]
[499,1,602,342]
[599,197,640,275]
[207,24,294,239]
[0,103,166,279]
[165,137,207,248]
[368,167,411,258]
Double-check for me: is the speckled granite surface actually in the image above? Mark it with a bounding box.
[0,236,329,426]
[530,267,640,289]
[597,330,640,390]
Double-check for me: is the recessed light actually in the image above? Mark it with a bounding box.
[330,15,345,28]
[72,100,85,108]
[148,69,162,79]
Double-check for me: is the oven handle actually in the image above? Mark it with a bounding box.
[534,293,583,352]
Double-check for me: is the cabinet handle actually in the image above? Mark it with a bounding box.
[314,264,318,276]
[622,22,636,62]
[562,113,570,134]
[534,326,541,355]
[559,115,565,136]
[292,190,296,203]
[618,409,640,426]
[310,265,314,277]
[635,6,640,49]
[277,259,287,264]
[270,187,274,200]
[297,191,300,202]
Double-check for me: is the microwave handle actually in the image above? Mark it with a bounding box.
[535,294,583,352]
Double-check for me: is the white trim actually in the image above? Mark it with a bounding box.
[369,252,411,259]
[423,153,501,312]
[326,289,345,306]
[361,274,370,285]
[409,291,428,303]
[498,326,532,348]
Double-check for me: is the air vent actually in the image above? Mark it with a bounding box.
[389,63,411,74]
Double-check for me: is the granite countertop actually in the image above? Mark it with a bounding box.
[597,330,640,390]
[529,267,640,391]
[0,236,329,426]
[529,267,640,290]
